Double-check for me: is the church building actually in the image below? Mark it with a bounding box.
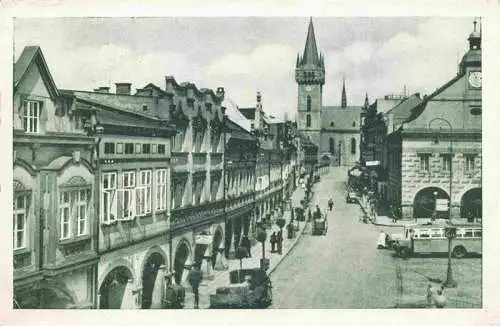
[295,18,362,167]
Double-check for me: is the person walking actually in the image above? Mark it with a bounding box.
[241,236,252,258]
[187,265,203,309]
[270,232,277,253]
[328,198,334,211]
[434,289,447,308]
[277,230,283,254]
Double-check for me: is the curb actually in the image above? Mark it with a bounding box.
[357,202,408,228]
[267,221,308,276]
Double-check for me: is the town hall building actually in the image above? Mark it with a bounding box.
[295,18,363,167]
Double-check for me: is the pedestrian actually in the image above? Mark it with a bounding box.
[328,198,334,211]
[277,230,283,254]
[434,289,447,308]
[187,265,202,309]
[242,236,252,258]
[270,232,277,252]
[426,284,433,308]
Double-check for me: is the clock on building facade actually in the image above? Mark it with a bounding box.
[468,71,482,88]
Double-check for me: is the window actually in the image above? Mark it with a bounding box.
[418,154,430,172]
[116,143,124,154]
[306,115,311,127]
[104,142,115,154]
[135,144,142,154]
[120,171,136,220]
[465,155,475,172]
[22,100,41,133]
[137,170,152,216]
[59,191,71,239]
[152,144,157,154]
[352,121,357,127]
[102,172,117,223]
[307,95,311,112]
[142,144,151,154]
[330,122,335,127]
[13,194,29,249]
[441,154,452,172]
[350,138,356,155]
[125,143,134,154]
[76,190,89,236]
[156,169,167,211]
[59,189,90,239]
[158,144,166,154]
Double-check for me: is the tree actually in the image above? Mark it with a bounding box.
[256,228,267,260]
[235,246,248,282]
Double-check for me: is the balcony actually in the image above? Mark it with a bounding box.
[171,152,189,173]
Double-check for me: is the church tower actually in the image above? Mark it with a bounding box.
[295,18,325,149]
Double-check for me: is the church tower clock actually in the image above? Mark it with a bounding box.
[295,18,325,149]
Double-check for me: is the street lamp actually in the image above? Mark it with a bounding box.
[429,118,453,221]
[443,226,458,288]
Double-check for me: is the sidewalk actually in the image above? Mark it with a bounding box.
[184,185,309,309]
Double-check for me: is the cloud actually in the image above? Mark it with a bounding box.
[343,41,374,64]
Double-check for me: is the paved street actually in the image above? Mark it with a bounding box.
[270,167,399,308]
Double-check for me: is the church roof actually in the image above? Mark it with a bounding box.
[321,106,362,131]
[386,94,423,126]
[301,18,320,67]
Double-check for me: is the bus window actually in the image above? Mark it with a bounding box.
[464,229,474,237]
[474,230,482,238]
[431,229,442,238]
[419,230,430,238]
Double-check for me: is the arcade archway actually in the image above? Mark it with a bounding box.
[99,266,133,309]
[461,188,482,220]
[413,187,449,219]
[173,241,190,285]
[141,252,165,309]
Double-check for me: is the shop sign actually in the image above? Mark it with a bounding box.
[365,161,380,167]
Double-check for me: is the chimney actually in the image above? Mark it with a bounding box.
[94,87,110,93]
[115,83,132,95]
[255,91,262,131]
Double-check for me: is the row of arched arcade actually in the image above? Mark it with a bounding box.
[412,186,482,220]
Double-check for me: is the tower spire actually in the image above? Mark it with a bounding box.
[302,17,320,66]
[364,92,369,108]
[341,77,347,108]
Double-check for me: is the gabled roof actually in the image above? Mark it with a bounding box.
[14,46,59,98]
[321,106,362,130]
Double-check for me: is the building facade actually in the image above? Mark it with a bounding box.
[13,46,99,308]
[295,19,362,167]
[386,22,482,220]
[65,84,177,309]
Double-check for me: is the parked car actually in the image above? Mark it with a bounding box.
[346,191,358,203]
[377,232,402,249]
[209,268,272,309]
[314,175,320,183]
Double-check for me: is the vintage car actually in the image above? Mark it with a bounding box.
[377,232,402,249]
[209,268,273,309]
[346,191,359,203]
[312,215,328,235]
[314,175,321,183]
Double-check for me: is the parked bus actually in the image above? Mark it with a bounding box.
[393,223,482,258]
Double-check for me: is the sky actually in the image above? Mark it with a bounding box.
[14,17,475,120]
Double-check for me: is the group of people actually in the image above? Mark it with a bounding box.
[270,230,283,254]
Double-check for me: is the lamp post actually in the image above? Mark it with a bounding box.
[429,118,457,288]
[429,118,453,220]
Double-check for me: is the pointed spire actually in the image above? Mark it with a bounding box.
[302,17,320,66]
[341,77,347,108]
[296,53,300,67]
[364,92,369,108]
[468,18,481,50]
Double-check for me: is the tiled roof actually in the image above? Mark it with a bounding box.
[321,106,362,130]
[65,90,161,120]
[223,99,251,132]
[238,107,256,120]
[386,94,423,126]
[226,119,256,142]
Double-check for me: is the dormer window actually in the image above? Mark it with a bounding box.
[330,122,335,127]
[22,100,41,133]
[352,121,356,127]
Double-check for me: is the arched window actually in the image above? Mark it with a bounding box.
[351,138,356,154]
[307,96,311,112]
[352,121,356,127]
[329,138,335,153]
[306,115,311,127]
[330,121,335,127]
